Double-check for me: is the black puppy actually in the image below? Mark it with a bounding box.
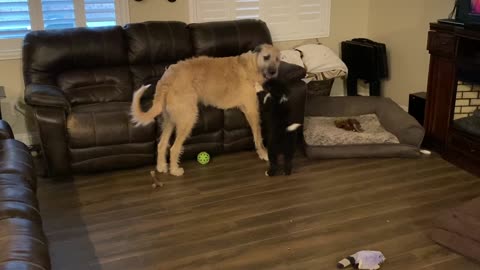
[262,79,301,176]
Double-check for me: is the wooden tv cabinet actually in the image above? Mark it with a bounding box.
[425,22,480,176]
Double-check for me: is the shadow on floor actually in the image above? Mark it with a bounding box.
[37,175,101,270]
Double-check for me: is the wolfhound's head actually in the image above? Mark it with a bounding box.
[253,44,281,80]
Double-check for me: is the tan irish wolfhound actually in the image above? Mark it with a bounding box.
[131,44,281,176]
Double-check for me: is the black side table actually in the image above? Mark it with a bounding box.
[408,92,427,126]
[0,86,6,120]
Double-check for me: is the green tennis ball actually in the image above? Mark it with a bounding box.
[197,151,210,165]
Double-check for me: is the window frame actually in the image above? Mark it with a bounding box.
[0,0,129,60]
[189,0,331,42]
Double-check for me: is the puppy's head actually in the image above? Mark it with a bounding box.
[262,79,289,100]
[253,44,281,79]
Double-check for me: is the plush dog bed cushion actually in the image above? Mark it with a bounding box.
[304,114,399,146]
[303,96,424,159]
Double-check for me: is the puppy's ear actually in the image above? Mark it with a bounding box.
[253,44,263,54]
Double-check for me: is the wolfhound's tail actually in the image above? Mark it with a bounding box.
[130,84,164,126]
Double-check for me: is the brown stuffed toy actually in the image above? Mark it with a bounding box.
[334,118,364,132]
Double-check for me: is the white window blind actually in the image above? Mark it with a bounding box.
[0,0,31,39]
[0,0,128,59]
[84,0,116,27]
[190,0,331,41]
[0,0,126,39]
[42,0,76,30]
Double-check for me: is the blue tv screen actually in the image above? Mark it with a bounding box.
[472,0,480,14]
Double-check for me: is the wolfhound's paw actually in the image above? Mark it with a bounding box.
[170,167,184,177]
[257,149,269,161]
[156,163,168,174]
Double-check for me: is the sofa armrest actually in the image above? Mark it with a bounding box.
[376,98,425,147]
[25,84,70,110]
[33,107,71,176]
[0,120,14,140]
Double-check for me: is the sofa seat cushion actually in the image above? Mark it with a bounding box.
[193,106,224,135]
[0,174,35,191]
[0,140,35,180]
[224,109,254,152]
[0,218,50,270]
[156,105,223,137]
[68,102,156,149]
[224,109,248,131]
[57,66,132,105]
[70,142,155,173]
[0,201,41,225]
[155,105,224,160]
[0,176,41,223]
[0,185,37,209]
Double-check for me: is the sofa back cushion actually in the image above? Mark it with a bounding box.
[188,19,272,57]
[125,21,193,95]
[57,67,132,105]
[23,26,128,86]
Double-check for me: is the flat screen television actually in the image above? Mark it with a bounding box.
[456,0,480,25]
[439,0,480,26]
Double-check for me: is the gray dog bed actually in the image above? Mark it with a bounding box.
[303,96,425,159]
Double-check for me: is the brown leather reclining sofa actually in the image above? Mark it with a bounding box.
[0,120,50,269]
[23,19,306,177]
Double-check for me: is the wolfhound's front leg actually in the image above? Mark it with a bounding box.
[241,102,268,161]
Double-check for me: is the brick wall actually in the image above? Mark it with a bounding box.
[454,81,480,120]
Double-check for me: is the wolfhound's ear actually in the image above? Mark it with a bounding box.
[253,44,263,53]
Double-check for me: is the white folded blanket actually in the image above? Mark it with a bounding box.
[296,44,348,74]
[280,49,304,68]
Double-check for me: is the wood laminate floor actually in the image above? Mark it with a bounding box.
[37,152,480,270]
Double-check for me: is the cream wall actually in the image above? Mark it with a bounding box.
[276,0,371,96]
[129,0,189,23]
[0,0,454,145]
[367,0,455,107]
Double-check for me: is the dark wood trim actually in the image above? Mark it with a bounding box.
[425,23,480,176]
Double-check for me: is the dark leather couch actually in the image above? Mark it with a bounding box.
[23,19,306,177]
[0,120,50,269]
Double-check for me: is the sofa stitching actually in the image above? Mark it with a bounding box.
[233,21,241,54]
[166,22,176,60]
[145,24,154,64]
[0,260,47,270]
